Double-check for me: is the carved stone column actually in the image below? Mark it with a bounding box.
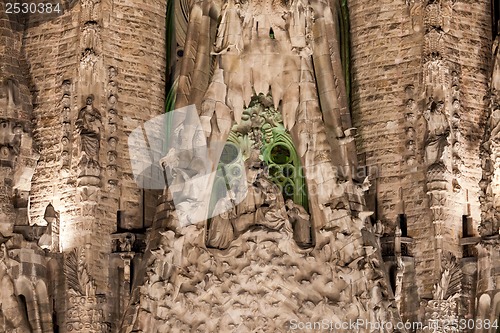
[64,246,108,333]
[0,2,38,236]
[422,253,461,333]
[479,32,500,237]
[426,165,448,274]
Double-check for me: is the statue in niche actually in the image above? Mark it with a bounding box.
[254,175,291,232]
[207,149,292,247]
[423,98,450,165]
[120,234,135,252]
[207,191,237,249]
[76,95,102,164]
[286,199,312,247]
[82,22,101,55]
[233,150,266,217]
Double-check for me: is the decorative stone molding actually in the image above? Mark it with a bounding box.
[479,31,500,236]
[105,67,119,191]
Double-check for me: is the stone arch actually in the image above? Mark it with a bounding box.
[0,261,30,333]
[14,276,38,332]
[34,280,53,333]
[261,128,308,210]
[491,292,500,333]
[476,293,491,333]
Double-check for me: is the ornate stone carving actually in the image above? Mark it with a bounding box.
[64,247,96,296]
[423,252,461,332]
[206,191,237,249]
[60,81,73,175]
[80,0,101,23]
[480,32,500,235]
[424,98,450,166]
[0,119,23,167]
[82,22,101,55]
[111,233,136,253]
[76,95,102,165]
[432,253,461,301]
[286,199,312,247]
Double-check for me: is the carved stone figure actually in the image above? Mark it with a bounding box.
[255,176,292,232]
[76,95,102,162]
[489,108,500,140]
[286,199,312,246]
[233,152,266,216]
[119,234,135,252]
[423,98,450,165]
[0,79,20,113]
[207,191,237,249]
[82,22,100,54]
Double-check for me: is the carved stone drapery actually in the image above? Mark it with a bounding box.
[120,197,403,332]
[423,99,450,166]
[76,95,102,165]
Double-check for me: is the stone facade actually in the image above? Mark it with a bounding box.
[0,0,499,332]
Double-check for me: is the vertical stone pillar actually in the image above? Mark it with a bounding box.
[23,0,166,330]
[0,2,37,236]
